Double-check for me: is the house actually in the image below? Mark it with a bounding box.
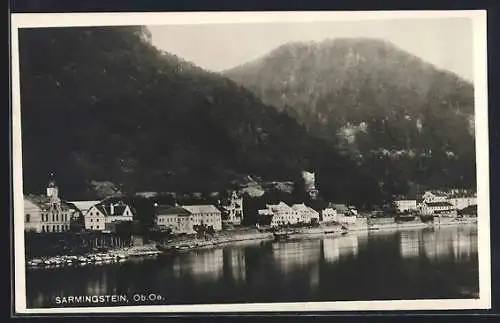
[394,199,418,213]
[155,205,193,234]
[220,191,244,226]
[321,204,338,223]
[259,202,300,227]
[420,201,456,216]
[330,204,356,225]
[24,179,77,233]
[291,203,320,223]
[447,190,477,210]
[181,205,223,231]
[82,200,134,231]
[422,191,448,203]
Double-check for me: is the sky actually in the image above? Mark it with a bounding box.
[147,17,473,81]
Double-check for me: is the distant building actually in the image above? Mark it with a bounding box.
[422,191,448,203]
[74,199,134,231]
[420,201,456,216]
[221,191,244,226]
[24,179,78,233]
[394,199,418,213]
[155,205,193,234]
[329,204,356,225]
[259,202,300,227]
[291,203,320,223]
[181,205,223,232]
[321,204,338,223]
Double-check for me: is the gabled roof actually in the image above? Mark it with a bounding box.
[182,205,221,214]
[90,201,132,217]
[69,200,101,212]
[267,202,292,212]
[24,194,72,211]
[156,205,191,216]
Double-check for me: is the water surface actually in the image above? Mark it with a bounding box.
[26,225,479,308]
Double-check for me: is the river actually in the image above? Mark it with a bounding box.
[26,224,479,308]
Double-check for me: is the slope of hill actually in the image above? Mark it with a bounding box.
[18,27,383,206]
[223,38,476,191]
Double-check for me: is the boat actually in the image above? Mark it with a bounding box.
[368,225,380,231]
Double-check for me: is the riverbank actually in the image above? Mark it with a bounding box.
[26,217,477,268]
[26,245,162,269]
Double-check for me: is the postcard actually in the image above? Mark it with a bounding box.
[11,10,490,314]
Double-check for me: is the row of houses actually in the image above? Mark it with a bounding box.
[258,202,358,227]
[23,179,244,234]
[394,190,477,216]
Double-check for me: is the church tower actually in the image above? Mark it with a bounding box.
[46,173,59,200]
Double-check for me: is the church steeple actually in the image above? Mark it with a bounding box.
[46,172,59,199]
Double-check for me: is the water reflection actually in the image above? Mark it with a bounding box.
[399,230,421,258]
[271,240,322,273]
[224,248,246,282]
[421,226,477,262]
[26,226,479,308]
[173,249,224,282]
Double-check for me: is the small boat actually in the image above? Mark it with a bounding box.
[368,225,380,231]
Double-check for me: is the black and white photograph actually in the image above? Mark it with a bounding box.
[11,11,490,314]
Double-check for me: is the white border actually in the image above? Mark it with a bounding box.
[11,10,490,314]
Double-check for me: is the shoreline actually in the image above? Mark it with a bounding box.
[26,218,477,268]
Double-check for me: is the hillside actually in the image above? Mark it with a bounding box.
[224,38,477,191]
[18,27,383,206]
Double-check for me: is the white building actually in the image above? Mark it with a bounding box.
[221,191,244,226]
[259,202,300,227]
[422,191,448,203]
[321,205,338,223]
[155,206,193,234]
[420,201,456,216]
[78,200,134,231]
[330,204,357,225]
[24,179,77,233]
[181,205,223,231]
[291,203,320,223]
[394,199,418,213]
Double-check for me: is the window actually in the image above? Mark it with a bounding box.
[41,225,45,232]
[52,225,56,232]
[25,214,30,223]
[90,226,93,229]
[91,219,93,222]
[96,225,99,229]
[56,214,59,221]
[97,219,99,222]
[52,214,55,222]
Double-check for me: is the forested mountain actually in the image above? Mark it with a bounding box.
[224,38,476,193]
[18,27,384,207]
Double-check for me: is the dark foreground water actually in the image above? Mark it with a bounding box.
[26,225,479,308]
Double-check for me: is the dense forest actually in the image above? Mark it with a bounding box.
[19,26,386,208]
[224,38,477,193]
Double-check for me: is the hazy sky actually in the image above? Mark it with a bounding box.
[148,17,473,81]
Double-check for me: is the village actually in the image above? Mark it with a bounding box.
[23,171,478,267]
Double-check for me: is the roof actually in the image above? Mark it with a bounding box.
[425,201,454,207]
[156,206,191,216]
[267,202,292,212]
[69,200,101,212]
[182,205,221,214]
[425,190,448,197]
[91,201,132,217]
[292,203,319,213]
[24,194,72,211]
[328,203,349,212]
